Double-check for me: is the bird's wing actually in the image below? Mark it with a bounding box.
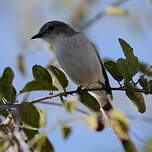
[84,35,113,101]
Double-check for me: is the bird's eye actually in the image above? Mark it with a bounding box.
[47,26,54,31]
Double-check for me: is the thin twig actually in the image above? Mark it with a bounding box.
[38,101,90,115]
[135,65,152,85]
[28,116,82,148]
[39,101,152,124]
[130,130,146,143]
[29,87,149,104]
[81,0,130,30]
[0,86,150,111]
[127,114,152,124]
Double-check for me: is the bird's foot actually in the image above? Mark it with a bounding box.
[77,85,83,93]
[49,91,54,95]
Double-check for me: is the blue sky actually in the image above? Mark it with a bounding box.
[0,0,152,151]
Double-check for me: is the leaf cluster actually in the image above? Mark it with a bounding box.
[0,38,152,152]
[104,38,152,113]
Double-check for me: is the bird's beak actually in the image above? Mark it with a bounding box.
[31,33,43,39]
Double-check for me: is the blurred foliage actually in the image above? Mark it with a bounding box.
[105,6,128,16]
[33,133,54,152]
[144,140,152,152]
[17,55,25,75]
[0,140,10,152]
[61,125,71,139]
[84,114,98,130]
[60,96,76,113]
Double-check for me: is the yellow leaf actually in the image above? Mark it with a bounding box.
[17,55,25,75]
[107,109,129,140]
[84,114,98,130]
[106,6,128,16]
[109,109,128,128]
[65,101,76,113]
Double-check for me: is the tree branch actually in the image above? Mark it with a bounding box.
[38,101,152,124]
[38,101,90,115]
[29,86,149,104]
[81,0,130,30]
[0,86,150,111]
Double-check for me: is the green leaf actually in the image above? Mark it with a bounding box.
[61,125,71,139]
[21,80,57,92]
[139,63,152,77]
[123,140,138,152]
[106,6,128,16]
[34,134,54,152]
[104,60,123,81]
[23,127,38,141]
[2,67,14,84]
[19,102,46,128]
[0,139,10,152]
[117,58,132,81]
[21,65,58,93]
[138,76,150,93]
[149,80,152,93]
[0,67,16,103]
[0,110,9,118]
[125,82,146,113]
[79,92,100,112]
[104,58,152,78]
[119,39,134,60]
[32,65,52,82]
[49,65,68,89]
[119,38,139,77]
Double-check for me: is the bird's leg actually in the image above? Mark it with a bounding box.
[49,91,54,95]
[98,80,106,90]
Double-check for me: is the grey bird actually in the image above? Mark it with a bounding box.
[31,21,113,114]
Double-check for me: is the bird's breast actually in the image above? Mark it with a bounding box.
[54,34,103,86]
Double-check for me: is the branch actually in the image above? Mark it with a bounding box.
[0,112,30,152]
[28,116,81,148]
[38,101,90,115]
[38,101,152,124]
[0,86,150,111]
[29,86,149,104]
[81,0,130,30]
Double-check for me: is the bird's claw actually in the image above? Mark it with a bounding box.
[77,85,83,93]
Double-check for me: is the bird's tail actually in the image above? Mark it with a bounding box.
[89,90,113,119]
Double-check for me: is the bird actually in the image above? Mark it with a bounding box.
[31,20,113,116]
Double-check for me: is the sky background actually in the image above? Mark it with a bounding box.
[0,0,152,151]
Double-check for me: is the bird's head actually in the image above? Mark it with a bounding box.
[31,21,76,44]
